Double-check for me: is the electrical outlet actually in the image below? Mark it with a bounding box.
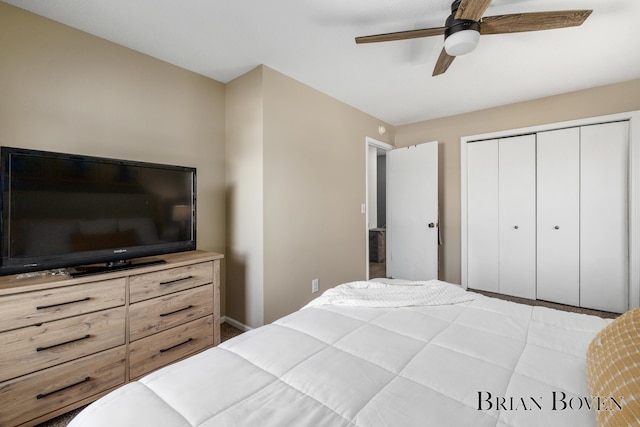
[312,278,319,293]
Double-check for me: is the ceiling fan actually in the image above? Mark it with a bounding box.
[355,0,592,76]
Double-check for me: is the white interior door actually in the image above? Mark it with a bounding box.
[386,142,438,280]
[466,140,499,292]
[466,136,535,298]
[580,121,629,312]
[537,128,580,306]
[498,135,537,299]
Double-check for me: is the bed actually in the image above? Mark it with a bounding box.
[68,279,637,427]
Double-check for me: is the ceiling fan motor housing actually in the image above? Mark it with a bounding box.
[444,1,481,56]
[444,16,480,40]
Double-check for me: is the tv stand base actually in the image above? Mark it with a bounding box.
[68,258,166,278]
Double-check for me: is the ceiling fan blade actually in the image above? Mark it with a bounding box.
[455,0,493,21]
[480,10,592,35]
[433,48,456,76]
[355,27,445,44]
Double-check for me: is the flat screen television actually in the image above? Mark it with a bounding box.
[0,147,196,276]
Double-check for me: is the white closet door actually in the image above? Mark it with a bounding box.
[467,140,499,292]
[498,135,537,299]
[580,121,629,313]
[536,128,580,306]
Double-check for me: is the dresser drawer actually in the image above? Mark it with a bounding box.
[0,278,126,332]
[0,307,126,383]
[129,285,213,342]
[129,315,213,379]
[0,346,126,427]
[129,262,213,303]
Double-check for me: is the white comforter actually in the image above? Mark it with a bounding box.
[304,280,475,308]
[69,281,611,427]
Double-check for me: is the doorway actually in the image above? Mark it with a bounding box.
[366,137,393,279]
[366,138,440,281]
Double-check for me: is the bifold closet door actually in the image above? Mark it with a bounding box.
[498,135,536,299]
[536,128,580,306]
[580,121,629,313]
[466,135,536,298]
[467,140,499,293]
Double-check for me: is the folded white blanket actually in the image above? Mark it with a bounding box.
[304,280,475,308]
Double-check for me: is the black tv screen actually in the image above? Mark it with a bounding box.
[0,147,196,276]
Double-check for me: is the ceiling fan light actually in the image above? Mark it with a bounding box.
[444,29,480,56]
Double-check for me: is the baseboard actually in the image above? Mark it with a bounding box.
[221,316,253,332]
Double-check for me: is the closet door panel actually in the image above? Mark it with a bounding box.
[498,135,537,299]
[467,140,499,292]
[536,128,580,306]
[580,122,629,313]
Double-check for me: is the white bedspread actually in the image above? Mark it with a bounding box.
[305,280,475,308]
[69,282,612,427]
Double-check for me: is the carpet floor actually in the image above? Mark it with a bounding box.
[471,289,620,319]
[35,322,244,427]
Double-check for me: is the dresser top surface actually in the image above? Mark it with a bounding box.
[0,250,223,295]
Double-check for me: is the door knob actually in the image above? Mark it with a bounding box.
[428,222,436,228]
[554,226,560,230]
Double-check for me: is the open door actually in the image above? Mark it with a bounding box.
[386,142,439,280]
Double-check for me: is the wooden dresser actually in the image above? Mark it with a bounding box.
[0,250,223,427]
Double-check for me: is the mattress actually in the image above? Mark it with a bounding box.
[69,280,612,427]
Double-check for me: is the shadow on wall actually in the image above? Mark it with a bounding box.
[225,253,246,325]
[225,185,247,325]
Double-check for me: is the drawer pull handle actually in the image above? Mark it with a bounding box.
[36,334,91,352]
[36,297,90,310]
[36,376,91,400]
[159,276,193,286]
[159,338,193,353]
[160,305,194,317]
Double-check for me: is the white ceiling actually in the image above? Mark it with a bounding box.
[5,0,640,126]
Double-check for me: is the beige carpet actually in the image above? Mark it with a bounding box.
[471,289,620,319]
[35,322,244,427]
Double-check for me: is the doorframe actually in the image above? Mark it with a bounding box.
[460,110,640,310]
[365,137,393,280]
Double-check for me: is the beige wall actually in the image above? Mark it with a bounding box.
[262,66,393,323]
[395,79,640,285]
[2,2,394,327]
[225,65,393,326]
[0,3,227,299]
[225,67,264,327]
[7,1,640,325]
